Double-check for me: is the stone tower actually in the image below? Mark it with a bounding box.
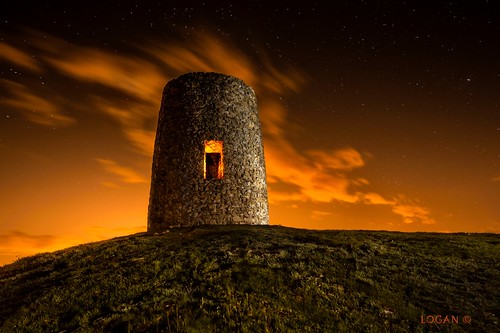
[147,72,269,231]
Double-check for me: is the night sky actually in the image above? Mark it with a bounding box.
[1,1,499,265]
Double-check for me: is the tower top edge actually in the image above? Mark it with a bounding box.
[164,72,254,94]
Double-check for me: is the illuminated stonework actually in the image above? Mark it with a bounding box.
[148,72,269,231]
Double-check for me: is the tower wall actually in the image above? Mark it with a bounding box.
[148,72,269,231]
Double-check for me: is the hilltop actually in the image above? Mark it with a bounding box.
[0,225,498,332]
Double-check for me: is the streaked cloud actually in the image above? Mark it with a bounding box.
[357,192,395,205]
[0,230,55,248]
[264,141,361,204]
[96,158,148,185]
[0,42,42,72]
[143,33,257,88]
[391,196,436,225]
[1,79,76,127]
[311,210,332,221]
[33,34,166,104]
[143,32,307,96]
[18,33,163,155]
[100,181,121,188]
[308,148,366,171]
[93,99,156,156]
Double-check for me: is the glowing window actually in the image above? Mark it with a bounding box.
[204,140,223,179]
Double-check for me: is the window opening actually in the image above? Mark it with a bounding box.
[204,140,223,179]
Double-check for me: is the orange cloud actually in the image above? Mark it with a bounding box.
[357,192,395,205]
[264,138,361,204]
[355,192,435,225]
[96,158,148,185]
[391,196,436,225]
[261,102,365,204]
[0,42,42,72]
[259,100,289,138]
[33,35,166,104]
[143,33,257,87]
[1,80,76,127]
[311,210,332,221]
[0,231,56,249]
[308,148,366,171]
[93,99,157,156]
[143,32,307,96]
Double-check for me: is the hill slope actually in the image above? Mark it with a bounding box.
[0,225,498,332]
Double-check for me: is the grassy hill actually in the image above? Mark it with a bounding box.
[0,225,498,332]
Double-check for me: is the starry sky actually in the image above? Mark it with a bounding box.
[1,1,499,265]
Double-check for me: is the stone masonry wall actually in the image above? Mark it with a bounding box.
[148,72,269,231]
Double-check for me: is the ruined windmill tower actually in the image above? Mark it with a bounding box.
[147,72,269,231]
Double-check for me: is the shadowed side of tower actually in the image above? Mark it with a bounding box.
[147,72,269,231]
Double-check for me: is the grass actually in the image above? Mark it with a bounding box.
[0,225,498,332]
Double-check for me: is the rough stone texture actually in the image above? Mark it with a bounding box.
[148,72,269,231]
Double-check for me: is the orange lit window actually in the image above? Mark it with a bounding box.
[204,140,223,179]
